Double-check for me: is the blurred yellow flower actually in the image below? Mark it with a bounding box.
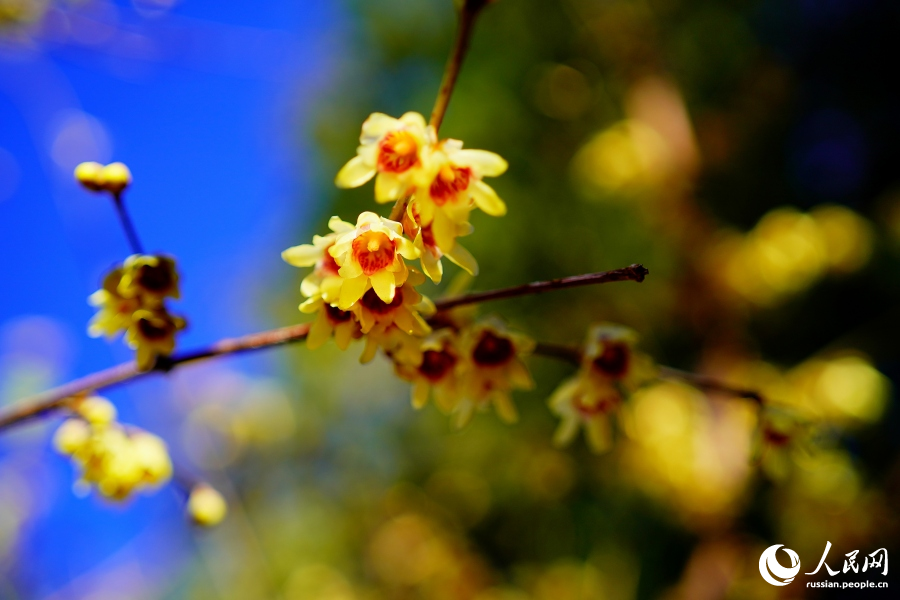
[394,328,462,412]
[125,308,187,371]
[187,484,228,526]
[402,203,478,283]
[329,212,419,309]
[301,297,361,351]
[73,161,133,194]
[335,112,431,202]
[118,254,181,305]
[453,319,534,426]
[87,268,141,339]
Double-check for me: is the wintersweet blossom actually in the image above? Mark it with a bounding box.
[351,269,434,336]
[126,308,187,370]
[88,268,141,338]
[453,319,534,427]
[282,216,355,304]
[301,297,361,351]
[53,398,172,501]
[752,406,812,480]
[335,112,431,202]
[410,139,508,252]
[329,212,419,309]
[118,254,181,305]
[394,329,462,413]
[402,203,478,283]
[360,323,425,366]
[549,375,622,453]
[581,323,655,390]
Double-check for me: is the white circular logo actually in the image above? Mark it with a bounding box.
[759,544,801,586]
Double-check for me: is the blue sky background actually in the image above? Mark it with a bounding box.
[0,2,347,596]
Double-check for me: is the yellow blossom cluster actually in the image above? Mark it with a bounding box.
[53,396,173,501]
[283,112,539,426]
[88,254,186,370]
[548,324,657,452]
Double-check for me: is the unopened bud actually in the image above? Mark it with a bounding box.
[99,162,132,194]
[74,162,105,192]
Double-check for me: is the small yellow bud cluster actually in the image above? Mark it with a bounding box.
[53,396,173,501]
[281,112,539,426]
[187,484,228,526]
[89,255,186,371]
[74,162,133,195]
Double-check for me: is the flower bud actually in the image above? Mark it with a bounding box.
[187,484,228,526]
[76,396,117,426]
[100,162,132,194]
[53,419,91,455]
[74,162,105,192]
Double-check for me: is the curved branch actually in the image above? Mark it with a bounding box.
[0,266,646,432]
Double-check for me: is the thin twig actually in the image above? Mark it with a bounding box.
[532,344,765,405]
[112,192,145,255]
[430,0,490,133]
[0,324,310,430]
[433,264,649,312]
[657,366,765,405]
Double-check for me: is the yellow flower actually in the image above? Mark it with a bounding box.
[394,329,463,413]
[88,268,141,338]
[360,323,425,366]
[74,395,118,426]
[54,414,173,501]
[453,319,534,427]
[335,112,431,202]
[410,139,507,253]
[328,212,419,309]
[351,269,433,336]
[301,297,362,351]
[74,161,105,192]
[402,203,478,283]
[581,323,655,391]
[549,375,621,453]
[118,254,181,305]
[187,484,228,526]
[752,406,812,480]
[282,216,355,304]
[125,308,187,371]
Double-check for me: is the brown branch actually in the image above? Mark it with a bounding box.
[430,0,491,133]
[532,344,765,405]
[433,264,649,312]
[656,366,765,405]
[0,324,311,431]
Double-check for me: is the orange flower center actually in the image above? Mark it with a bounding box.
[429,164,472,206]
[352,231,395,276]
[419,349,457,382]
[591,342,630,379]
[377,130,419,173]
[472,331,514,366]
[361,287,404,315]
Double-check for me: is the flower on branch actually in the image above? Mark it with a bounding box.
[548,323,656,453]
[74,161,133,194]
[126,308,187,371]
[119,254,181,305]
[335,112,431,201]
[402,202,478,283]
[453,318,534,427]
[328,212,419,309]
[88,268,141,338]
[53,396,172,501]
[394,328,462,413]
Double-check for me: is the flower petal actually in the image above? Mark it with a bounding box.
[307,312,333,350]
[282,244,321,267]
[454,149,508,177]
[328,216,355,233]
[359,337,378,364]
[361,113,401,143]
[335,155,376,189]
[338,275,368,309]
[375,174,407,203]
[445,243,479,276]
[396,236,419,260]
[432,209,457,253]
[553,417,580,447]
[370,270,396,303]
[471,180,507,216]
[493,393,519,423]
[334,322,355,350]
[412,382,430,409]
[338,260,363,279]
